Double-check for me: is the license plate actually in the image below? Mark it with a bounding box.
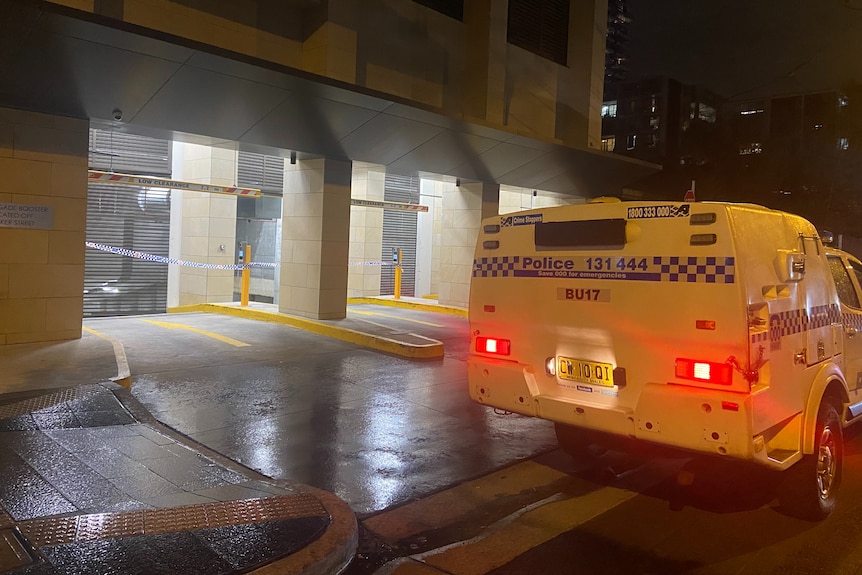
[557,357,615,386]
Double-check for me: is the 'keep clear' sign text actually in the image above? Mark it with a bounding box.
[0,203,54,229]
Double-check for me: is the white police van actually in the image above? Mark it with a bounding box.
[468,199,862,520]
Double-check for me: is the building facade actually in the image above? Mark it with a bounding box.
[0,0,656,344]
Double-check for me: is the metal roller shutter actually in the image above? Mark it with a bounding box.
[84,129,172,317]
[380,174,419,297]
[236,151,284,303]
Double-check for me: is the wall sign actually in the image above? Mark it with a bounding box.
[0,203,54,229]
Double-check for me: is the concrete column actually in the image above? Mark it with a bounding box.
[280,158,351,319]
[439,181,499,308]
[0,108,88,344]
[348,163,385,297]
[417,179,448,299]
[170,143,237,306]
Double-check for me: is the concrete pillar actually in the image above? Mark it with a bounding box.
[348,163,384,297]
[280,158,351,319]
[439,181,499,308]
[417,179,448,299]
[0,108,88,344]
[170,143,237,306]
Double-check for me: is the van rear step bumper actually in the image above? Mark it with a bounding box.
[766,448,800,465]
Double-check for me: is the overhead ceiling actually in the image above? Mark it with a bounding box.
[0,1,658,196]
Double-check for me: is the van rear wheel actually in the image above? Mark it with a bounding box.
[778,399,842,521]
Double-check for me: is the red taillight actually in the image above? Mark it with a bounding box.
[476,336,511,356]
[675,358,732,385]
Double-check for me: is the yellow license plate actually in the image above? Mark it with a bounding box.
[557,357,615,387]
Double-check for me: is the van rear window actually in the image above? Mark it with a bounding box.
[534,219,627,248]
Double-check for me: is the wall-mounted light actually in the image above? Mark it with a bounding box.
[456,178,461,187]
[290,151,297,164]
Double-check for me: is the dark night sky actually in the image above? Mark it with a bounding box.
[625,0,862,100]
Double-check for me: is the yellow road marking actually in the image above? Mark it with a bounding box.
[82,326,131,385]
[141,319,250,347]
[349,309,444,327]
[399,487,637,575]
[364,460,570,542]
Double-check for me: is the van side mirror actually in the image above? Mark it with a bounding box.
[776,250,806,282]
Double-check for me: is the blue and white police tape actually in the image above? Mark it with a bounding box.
[85,242,278,270]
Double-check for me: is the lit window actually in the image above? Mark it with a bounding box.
[740,109,764,116]
[602,137,616,151]
[650,95,657,113]
[602,101,618,117]
[813,123,824,130]
[838,137,849,151]
[739,143,763,155]
[650,117,660,129]
[840,95,849,107]
[626,134,637,150]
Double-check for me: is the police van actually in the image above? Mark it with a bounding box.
[468,199,862,520]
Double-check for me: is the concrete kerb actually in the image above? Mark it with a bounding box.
[346,297,468,318]
[111,383,359,575]
[168,303,445,359]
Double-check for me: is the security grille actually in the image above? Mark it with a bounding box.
[84,129,171,317]
[381,174,419,297]
[412,0,464,20]
[507,0,570,66]
[236,151,284,303]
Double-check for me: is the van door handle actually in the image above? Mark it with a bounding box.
[794,350,807,364]
[847,327,858,337]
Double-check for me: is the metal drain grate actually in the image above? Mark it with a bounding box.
[19,494,328,547]
[0,529,33,571]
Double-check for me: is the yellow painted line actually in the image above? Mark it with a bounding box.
[347,297,467,318]
[414,487,637,575]
[349,309,445,328]
[167,304,444,359]
[82,326,131,386]
[349,317,441,344]
[364,460,570,542]
[142,319,250,347]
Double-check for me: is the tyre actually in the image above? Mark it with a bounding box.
[778,399,842,521]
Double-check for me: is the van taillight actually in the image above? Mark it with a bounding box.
[476,337,511,356]
[675,358,732,385]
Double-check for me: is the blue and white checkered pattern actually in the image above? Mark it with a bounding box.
[654,256,735,284]
[750,304,842,344]
[473,256,521,277]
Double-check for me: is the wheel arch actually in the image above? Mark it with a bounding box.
[802,362,849,455]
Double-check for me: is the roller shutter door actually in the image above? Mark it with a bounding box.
[84,129,171,317]
[380,174,418,297]
[235,151,284,303]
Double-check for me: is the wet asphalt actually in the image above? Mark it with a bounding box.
[3,299,545,574]
[111,306,557,515]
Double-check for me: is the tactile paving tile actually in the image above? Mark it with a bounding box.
[76,512,145,541]
[0,387,98,420]
[19,494,328,547]
[18,516,77,546]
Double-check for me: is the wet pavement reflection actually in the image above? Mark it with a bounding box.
[0,384,332,574]
[132,338,557,515]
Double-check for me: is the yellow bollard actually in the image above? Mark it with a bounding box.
[241,243,251,306]
[394,248,402,300]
